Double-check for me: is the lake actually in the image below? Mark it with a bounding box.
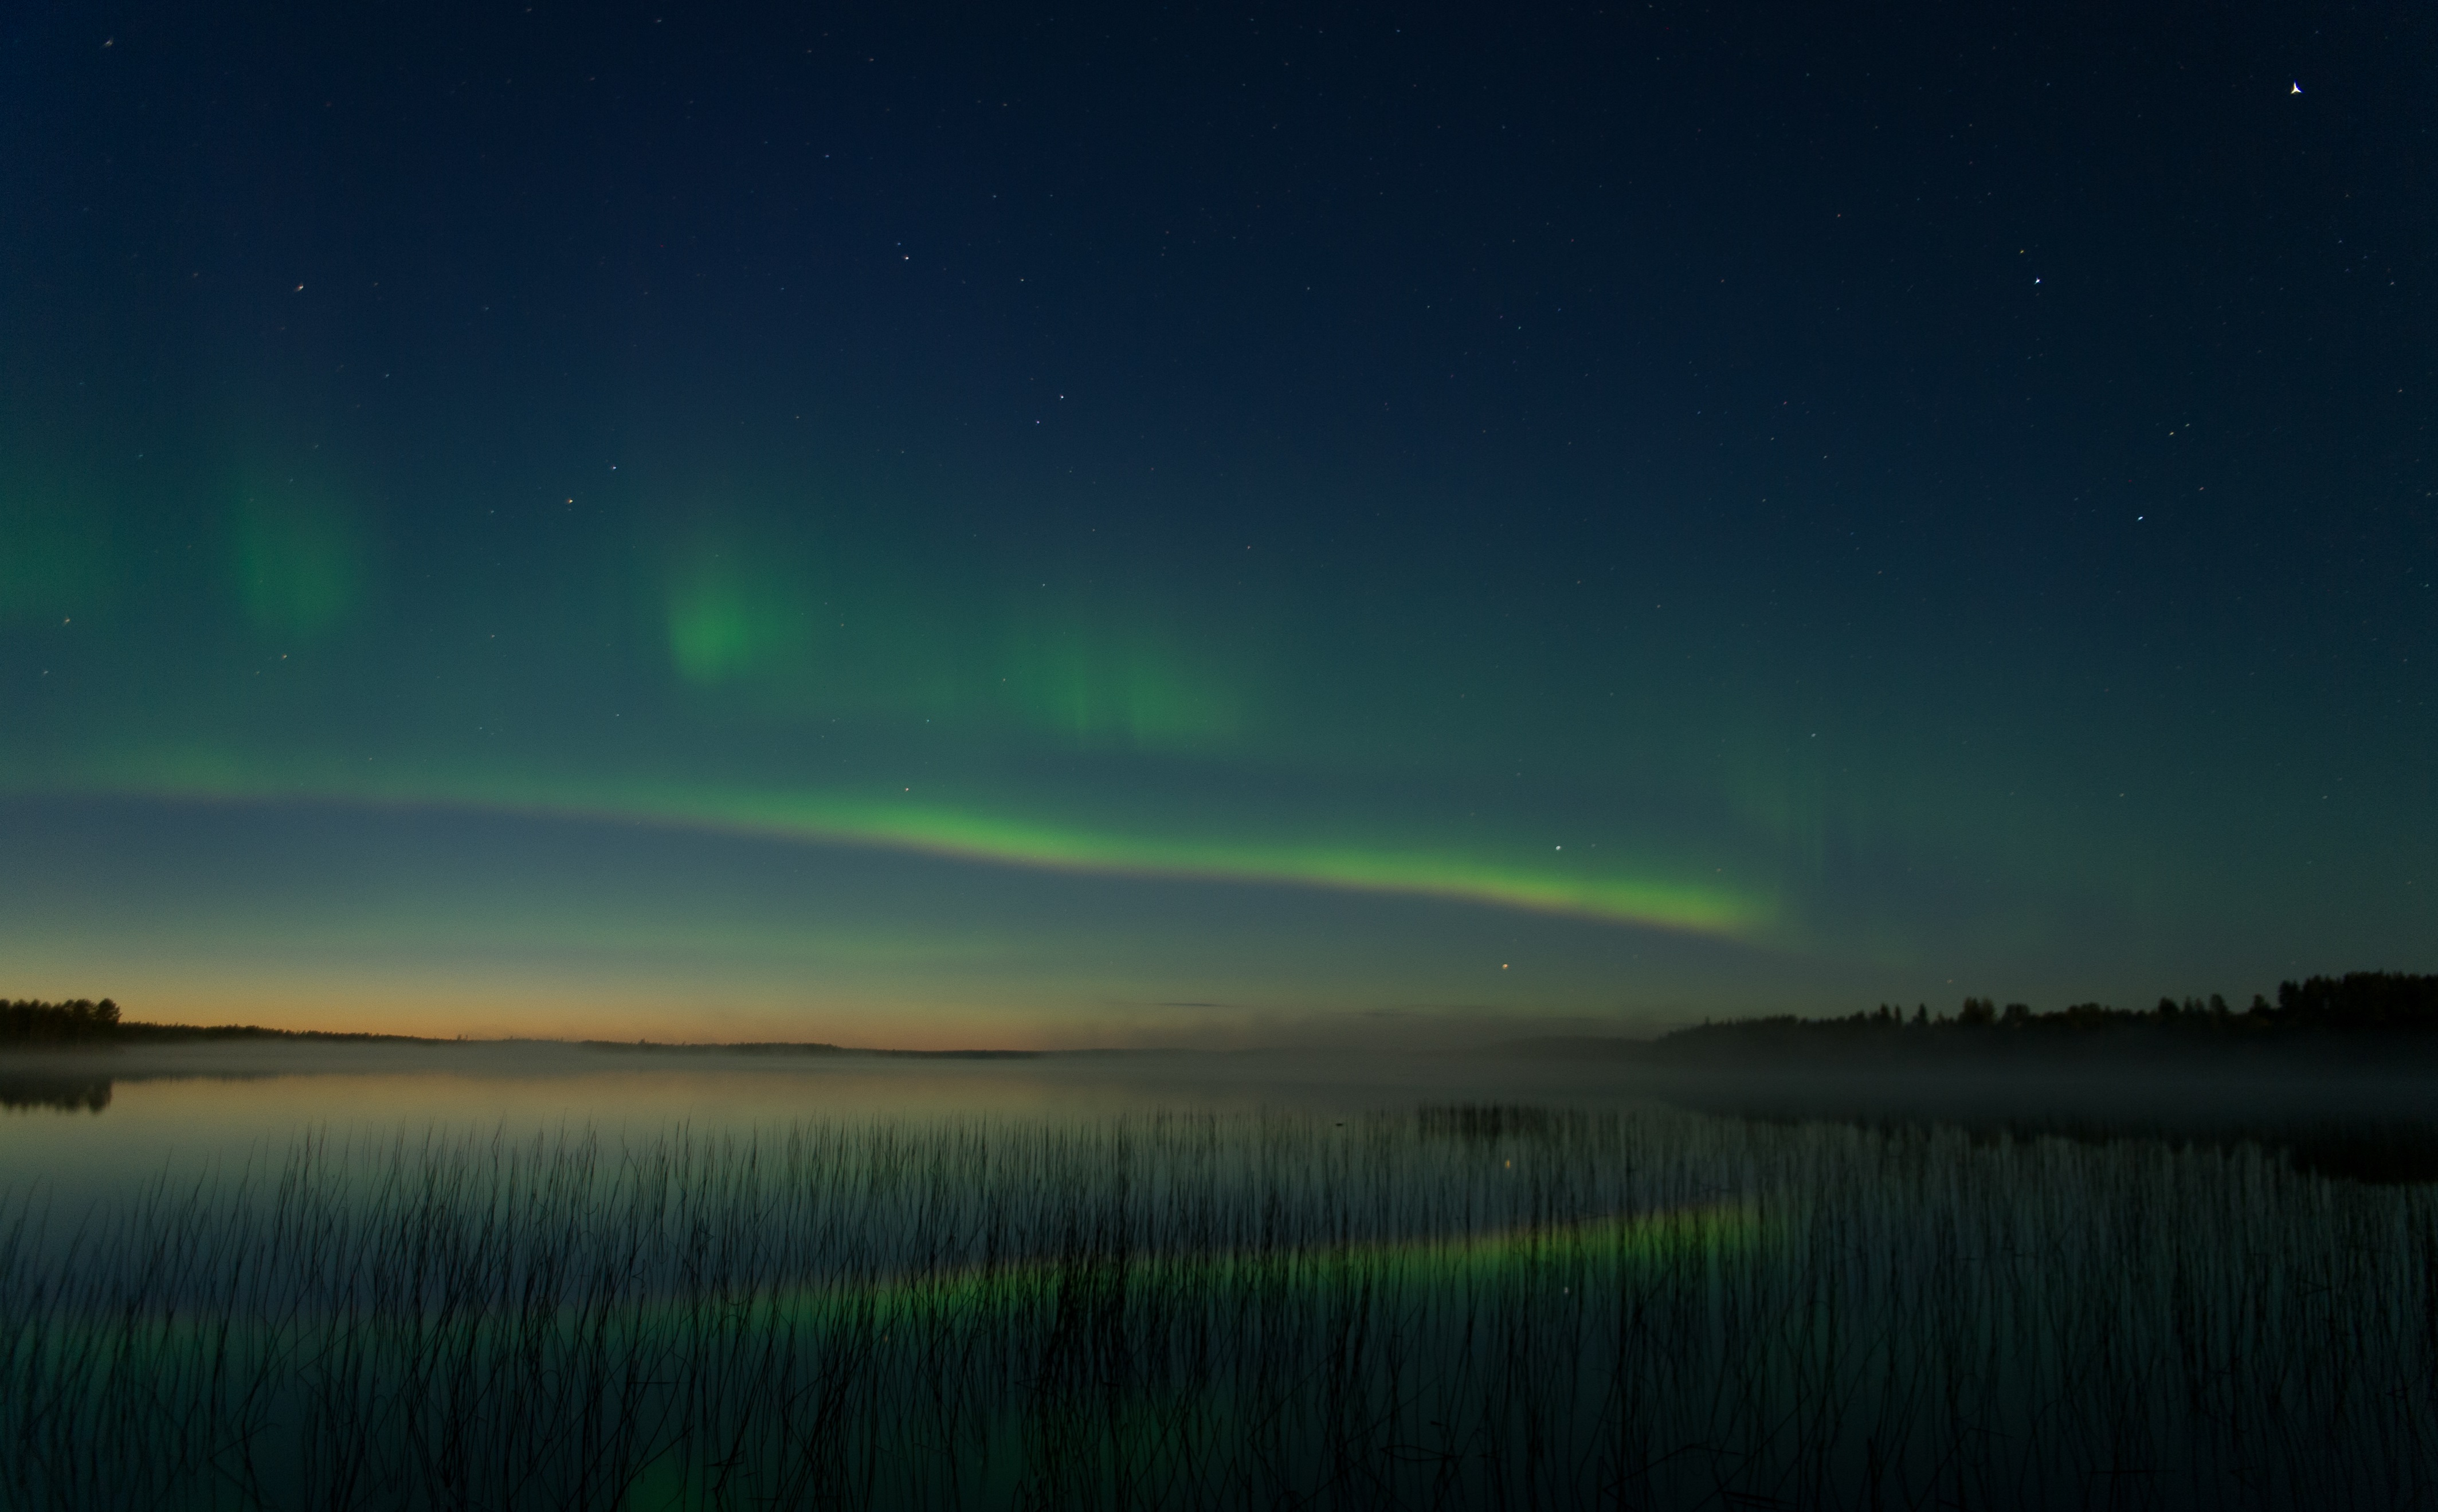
[4,1043,2434,1510]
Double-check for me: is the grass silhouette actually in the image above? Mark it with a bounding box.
[3,1105,2432,1509]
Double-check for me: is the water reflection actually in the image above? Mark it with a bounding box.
[0,1074,112,1114]
[5,1076,2430,1511]
[4,1040,2436,1192]
[1643,1070,2438,1185]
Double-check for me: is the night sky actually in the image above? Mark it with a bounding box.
[2,2,2431,1044]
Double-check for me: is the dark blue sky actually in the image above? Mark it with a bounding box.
[2,1,2430,1042]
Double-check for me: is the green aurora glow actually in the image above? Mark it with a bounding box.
[40,751,1766,938]
[5,416,2425,1036]
[4,0,2432,1036]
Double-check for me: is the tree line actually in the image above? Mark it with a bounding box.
[1662,972,2438,1050]
[0,999,121,1044]
[9,975,2434,1051]
[0,1000,438,1046]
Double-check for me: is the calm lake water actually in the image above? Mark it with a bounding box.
[6,1039,2436,1198]
[5,1043,2435,1510]
[0,1042,1667,1205]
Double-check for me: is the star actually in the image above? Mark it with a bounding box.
[2291,81,2303,95]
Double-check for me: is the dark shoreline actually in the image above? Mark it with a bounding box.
[4,972,2433,1069]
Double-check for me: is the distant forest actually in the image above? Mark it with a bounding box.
[0,1000,432,1047]
[0,998,123,1044]
[0,1003,1049,1056]
[5,974,2436,1051]
[1660,973,2438,1055]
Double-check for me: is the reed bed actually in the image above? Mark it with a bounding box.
[2,1106,2432,1510]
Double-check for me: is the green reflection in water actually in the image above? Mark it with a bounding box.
[755,1199,1756,1329]
[50,1199,1753,1336]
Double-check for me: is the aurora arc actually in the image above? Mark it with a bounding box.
[35,748,1772,939]
[7,0,2438,1031]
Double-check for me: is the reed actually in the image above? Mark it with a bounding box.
[2,1106,2431,1509]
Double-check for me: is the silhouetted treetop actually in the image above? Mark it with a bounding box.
[2276,973,2438,1030]
[0,999,121,1044]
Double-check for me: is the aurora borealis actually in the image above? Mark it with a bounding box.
[2,2,2431,1043]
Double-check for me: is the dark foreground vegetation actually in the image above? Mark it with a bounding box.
[1657,972,2438,1061]
[3,1108,2431,1510]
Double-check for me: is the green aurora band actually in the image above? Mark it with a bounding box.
[3,465,1791,949]
[9,0,2438,1026]
[24,751,1772,940]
